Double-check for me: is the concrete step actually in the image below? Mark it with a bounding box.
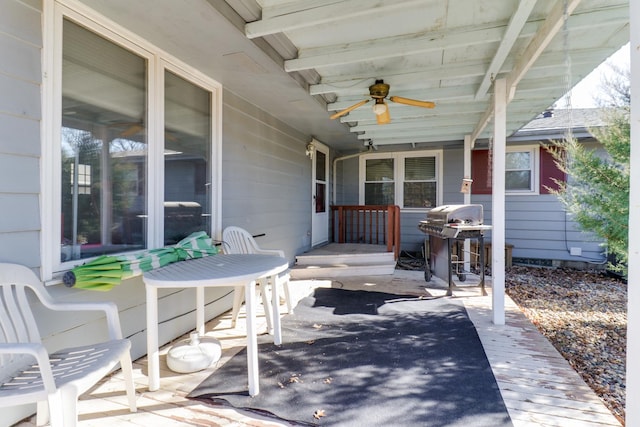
[290,243,397,279]
[295,251,394,266]
[290,261,397,279]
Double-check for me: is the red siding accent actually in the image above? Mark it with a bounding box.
[471,150,492,194]
[470,148,566,195]
[540,147,565,194]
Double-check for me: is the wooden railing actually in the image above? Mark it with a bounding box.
[331,205,401,260]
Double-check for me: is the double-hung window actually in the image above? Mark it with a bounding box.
[360,151,442,209]
[471,144,555,195]
[505,146,539,194]
[44,4,221,278]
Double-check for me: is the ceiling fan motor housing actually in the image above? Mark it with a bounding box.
[369,80,390,98]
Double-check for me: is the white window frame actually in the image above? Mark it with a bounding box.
[506,145,540,195]
[358,150,443,211]
[41,1,222,281]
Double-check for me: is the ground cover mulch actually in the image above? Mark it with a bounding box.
[504,266,627,425]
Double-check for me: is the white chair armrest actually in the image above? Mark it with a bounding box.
[36,298,124,340]
[255,248,285,258]
[0,343,57,393]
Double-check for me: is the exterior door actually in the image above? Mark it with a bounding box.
[312,142,329,246]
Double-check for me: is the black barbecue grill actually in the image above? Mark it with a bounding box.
[418,204,492,296]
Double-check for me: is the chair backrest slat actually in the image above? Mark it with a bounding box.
[223,226,261,255]
[0,266,43,345]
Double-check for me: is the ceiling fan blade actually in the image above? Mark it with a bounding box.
[389,96,435,109]
[330,99,370,120]
[376,102,391,125]
[120,124,143,137]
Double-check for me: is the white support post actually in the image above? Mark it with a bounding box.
[463,135,472,273]
[492,79,507,325]
[626,3,639,425]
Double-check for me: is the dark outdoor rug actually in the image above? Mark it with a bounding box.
[188,288,512,427]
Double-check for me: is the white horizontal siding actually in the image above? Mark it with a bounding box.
[0,154,40,193]
[442,148,467,204]
[0,0,43,281]
[335,156,360,205]
[473,195,606,264]
[0,194,39,232]
[38,276,235,374]
[0,5,314,426]
[0,115,40,156]
[221,90,312,260]
[0,31,41,83]
[0,73,41,119]
[0,0,41,47]
[333,147,606,262]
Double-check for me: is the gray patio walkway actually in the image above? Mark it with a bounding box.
[15,270,621,426]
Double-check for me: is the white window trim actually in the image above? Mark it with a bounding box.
[41,1,222,281]
[358,150,443,211]
[506,145,540,195]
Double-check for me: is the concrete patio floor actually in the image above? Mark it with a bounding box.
[15,270,621,426]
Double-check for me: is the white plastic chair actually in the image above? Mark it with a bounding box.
[0,263,137,427]
[222,226,292,331]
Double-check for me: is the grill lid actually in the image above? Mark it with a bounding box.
[426,204,483,225]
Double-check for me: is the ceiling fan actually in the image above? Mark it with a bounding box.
[329,79,436,124]
[113,122,177,142]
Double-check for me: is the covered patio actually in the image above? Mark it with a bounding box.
[15,270,621,427]
[2,0,639,425]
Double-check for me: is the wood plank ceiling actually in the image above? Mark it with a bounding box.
[224,0,628,150]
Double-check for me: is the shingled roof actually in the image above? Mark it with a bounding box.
[509,108,608,141]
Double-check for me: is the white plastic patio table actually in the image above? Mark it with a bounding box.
[143,253,288,396]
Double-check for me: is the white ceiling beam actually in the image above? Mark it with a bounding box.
[350,114,483,132]
[328,85,479,111]
[319,46,618,90]
[513,76,569,93]
[475,0,538,100]
[363,119,529,146]
[284,6,618,73]
[357,124,481,139]
[310,63,487,96]
[365,134,467,145]
[339,102,491,122]
[314,46,612,99]
[285,23,516,72]
[470,0,583,146]
[259,0,345,20]
[341,98,543,123]
[507,0,582,93]
[246,0,430,39]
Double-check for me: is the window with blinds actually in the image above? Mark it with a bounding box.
[364,158,395,205]
[360,151,441,208]
[404,156,437,208]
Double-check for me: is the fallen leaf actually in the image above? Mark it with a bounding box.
[289,374,301,383]
[313,323,323,329]
[314,409,326,419]
[306,340,316,345]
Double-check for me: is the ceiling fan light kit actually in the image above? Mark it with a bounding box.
[372,99,388,115]
[330,79,435,124]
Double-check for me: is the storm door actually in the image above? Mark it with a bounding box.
[311,142,329,246]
